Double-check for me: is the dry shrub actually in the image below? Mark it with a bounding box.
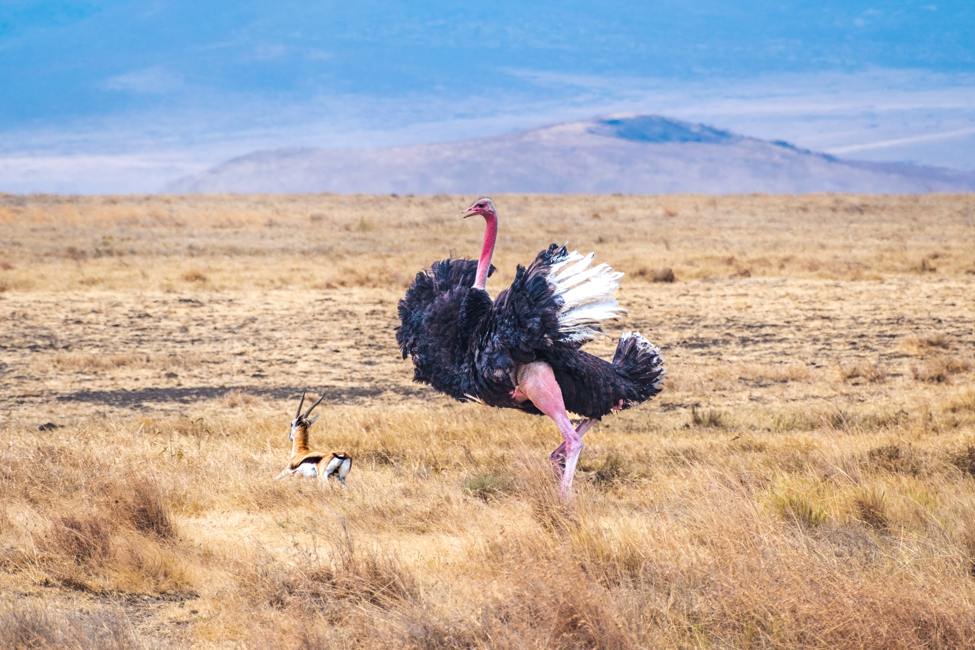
[703,537,975,648]
[866,443,923,476]
[731,436,768,453]
[913,355,972,383]
[243,533,418,617]
[113,478,176,540]
[773,493,828,528]
[770,409,821,432]
[507,458,576,533]
[738,362,810,384]
[950,445,975,478]
[389,608,483,649]
[42,514,113,565]
[41,350,203,374]
[635,266,676,282]
[691,407,728,429]
[943,390,975,414]
[854,489,889,531]
[462,471,515,501]
[817,407,906,433]
[64,245,87,261]
[663,445,703,467]
[350,215,375,232]
[591,450,632,486]
[822,408,859,431]
[900,333,952,356]
[652,267,676,282]
[0,602,138,650]
[839,359,887,383]
[918,333,950,349]
[33,477,185,594]
[136,415,217,438]
[960,526,975,578]
[359,446,407,466]
[221,389,259,408]
[488,565,634,649]
[300,555,635,648]
[440,529,636,650]
[180,268,208,283]
[46,351,148,372]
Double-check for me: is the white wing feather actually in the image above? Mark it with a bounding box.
[548,249,625,343]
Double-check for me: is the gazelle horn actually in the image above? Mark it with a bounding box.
[303,391,327,418]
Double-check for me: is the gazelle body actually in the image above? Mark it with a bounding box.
[275,391,353,485]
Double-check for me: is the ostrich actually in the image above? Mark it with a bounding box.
[396,198,665,496]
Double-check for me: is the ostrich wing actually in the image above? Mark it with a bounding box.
[483,244,567,366]
[397,258,489,359]
[396,258,495,399]
[484,244,624,364]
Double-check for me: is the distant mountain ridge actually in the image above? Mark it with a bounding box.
[168,115,975,194]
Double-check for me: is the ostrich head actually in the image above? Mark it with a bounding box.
[463,197,499,290]
[289,390,325,441]
[462,197,497,220]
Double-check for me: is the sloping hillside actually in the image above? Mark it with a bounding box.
[169,115,975,194]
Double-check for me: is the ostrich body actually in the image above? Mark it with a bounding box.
[396,198,664,496]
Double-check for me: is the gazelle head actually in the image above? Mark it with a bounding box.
[289,390,325,441]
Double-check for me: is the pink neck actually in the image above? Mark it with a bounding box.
[474,213,497,290]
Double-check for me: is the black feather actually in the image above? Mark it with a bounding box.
[396,246,664,418]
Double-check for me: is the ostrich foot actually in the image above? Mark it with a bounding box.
[560,438,584,498]
[550,442,566,477]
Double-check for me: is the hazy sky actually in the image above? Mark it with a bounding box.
[1,1,973,192]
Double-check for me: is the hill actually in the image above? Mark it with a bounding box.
[168,115,975,194]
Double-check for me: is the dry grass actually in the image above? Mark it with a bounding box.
[1,193,974,648]
[0,602,138,649]
[838,358,888,383]
[913,355,973,383]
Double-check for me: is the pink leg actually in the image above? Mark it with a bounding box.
[516,361,584,498]
[550,418,595,475]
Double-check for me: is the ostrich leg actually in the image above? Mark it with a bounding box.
[515,361,584,497]
[550,418,595,475]
[548,401,623,470]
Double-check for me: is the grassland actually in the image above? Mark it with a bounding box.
[1,193,974,648]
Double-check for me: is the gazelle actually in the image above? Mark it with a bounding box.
[275,391,352,485]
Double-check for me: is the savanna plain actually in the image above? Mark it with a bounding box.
[1,193,975,649]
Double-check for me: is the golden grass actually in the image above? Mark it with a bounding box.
[1,193,974,647]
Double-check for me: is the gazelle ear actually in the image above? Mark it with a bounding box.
[306,414,320,426]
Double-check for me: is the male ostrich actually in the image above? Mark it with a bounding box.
[396,198,665,496]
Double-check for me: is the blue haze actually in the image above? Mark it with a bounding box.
[1,1,973,191]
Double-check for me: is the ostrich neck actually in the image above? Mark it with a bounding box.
[474,214,497,290]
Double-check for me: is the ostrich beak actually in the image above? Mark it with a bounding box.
[461,205,478,219]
